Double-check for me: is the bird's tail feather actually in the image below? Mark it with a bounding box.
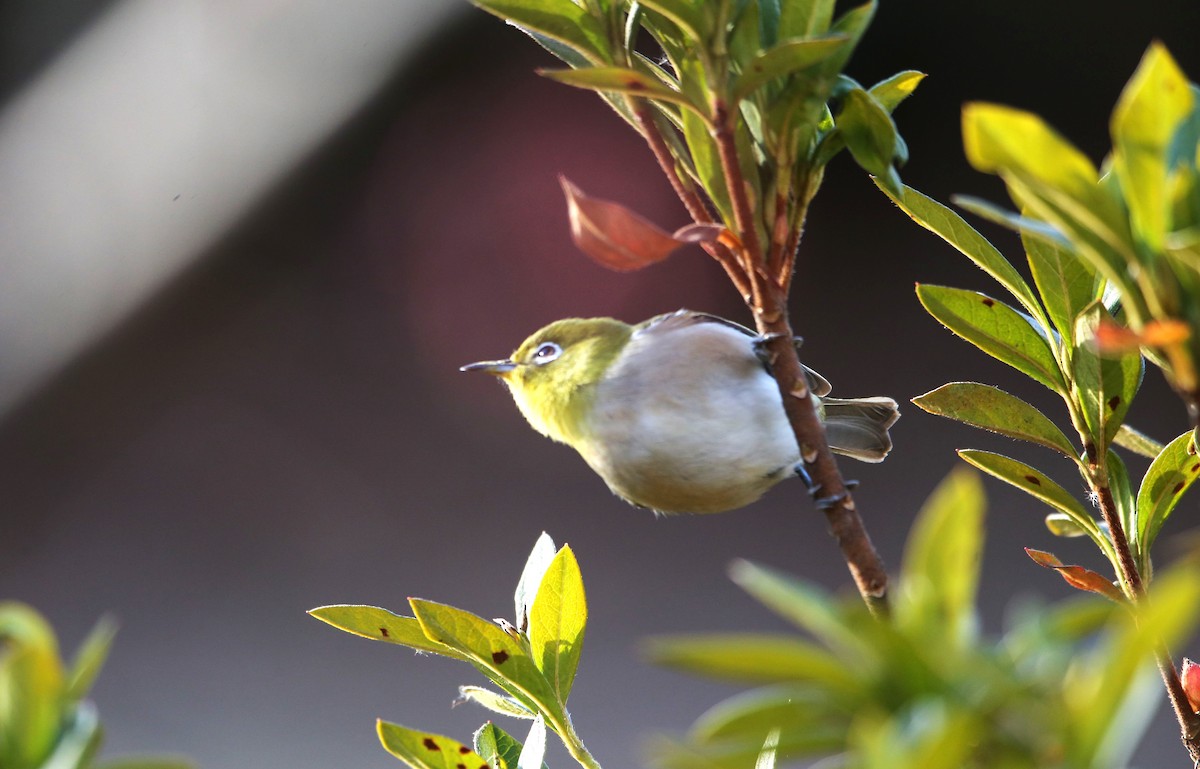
[822,396,900,463]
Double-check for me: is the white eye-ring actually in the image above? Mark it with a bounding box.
[532,342,563,365]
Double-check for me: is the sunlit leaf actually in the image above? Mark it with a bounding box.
[0,602,65,769]
[688,685,837,743]
[917,285,1064,392]
[377,721,489,769]
[308,605,464,659]
[515,533,557,633]
[528,545,587,703]
[517,716,547,769]
[778,0,836,38]
[912,382,1076,458]
[1136,430,1200,558]
[1044,512,1089,538]
[1111,43,1194,252]
[410,600,560,720]
[469,0,611,64]
[868,71,925,114]
[458,686,536,719]
[837,88,898,190]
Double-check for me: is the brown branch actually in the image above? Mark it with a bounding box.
[711,100,891,616]
[1094,481,1200,758]
[630,102,752,301]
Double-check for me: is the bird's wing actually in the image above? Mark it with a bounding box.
[634,309,833,396]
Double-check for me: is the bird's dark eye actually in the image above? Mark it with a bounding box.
[532,342,562,364]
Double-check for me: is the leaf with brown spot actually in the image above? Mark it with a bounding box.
[958,450,1100,547]
[912,381,1077,459]
[560,177,692,271]
[1137,430,1200,563]
[308,605,465,660]
[1073,302,1143,447]
[378,721,488,769]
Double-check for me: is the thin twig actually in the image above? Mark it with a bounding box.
[712,100,890,615]
[1094,480,1200,758]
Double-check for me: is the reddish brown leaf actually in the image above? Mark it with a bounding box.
[1026,548,1125,602]
[1024,547,1064,568]
[560,176,686,271]
[1182,658,1200,712]
[1052,565,1126,602]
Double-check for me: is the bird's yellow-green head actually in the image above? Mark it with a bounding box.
[461,317,633,445]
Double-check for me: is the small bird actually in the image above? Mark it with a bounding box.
[462,310,899,515]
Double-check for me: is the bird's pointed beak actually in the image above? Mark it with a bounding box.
[460,359,518,376]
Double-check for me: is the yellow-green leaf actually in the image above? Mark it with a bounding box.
[1072,302,1142,447]
[377,721,489,769]
[1111,43,1194,253]
[917,284,1064,392]
[645,634,856,688]
[868,70,925,114]
[469,0,611,65]
[1023,230,1097,339]
[912,382,1077,458]
[308,605,464,659]
[1136,430,1200,558]
[474,722,526,769]
[539,66,701,114]
[732,37,848,104]
[528,545,587,704]
[410,600,560,720]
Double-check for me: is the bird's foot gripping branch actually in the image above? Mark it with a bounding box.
[465,0,921,613]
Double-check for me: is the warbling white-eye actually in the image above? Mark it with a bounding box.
[462,309,898,514]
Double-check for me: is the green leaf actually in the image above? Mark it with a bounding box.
[779,0,836,38]
[682,108,734,223]
[957,450,1098,539]
[308,605,464,659]
[868,70,925,114]
[898,467,985,641]
[880,184,1045,321]
[1136,430,1200,558]
[469,0,611,64]
[458,686,536,719]
[539,67,701,113]
[1044,512,1089,538]
[757,0,781,48]
[727,560,869,660]
[645,634,857,688]
[731,37,848,104]
[528,545,587,704]
[65,615,117,703]
[515,532,556,633]
[410,600,561,720]
[1111,43,1194,253]
[912,382,1077,458]
[638,0,709,44]
[1113,423,1166,459]
[689,684,835,743]
[1071,302,1142,447]
[1107,448,1137,558]
[1024,230,1097,339]
[377,721,489,769]
[837,88,898,185]
[0,602,65,769]
[916,284,1064,392]
[963,102,1104,210]
[824,1,875,73]
[517,716,547,769]
[40,702,101,769]
[474,722,526,769]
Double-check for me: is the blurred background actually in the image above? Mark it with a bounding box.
[3,1,1200,767]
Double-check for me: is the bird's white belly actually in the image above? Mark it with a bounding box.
[580,325,800,513]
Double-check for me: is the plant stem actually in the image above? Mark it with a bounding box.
[711,100,891,616]
[1093,478,1200,757]
[556,716,603,769]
